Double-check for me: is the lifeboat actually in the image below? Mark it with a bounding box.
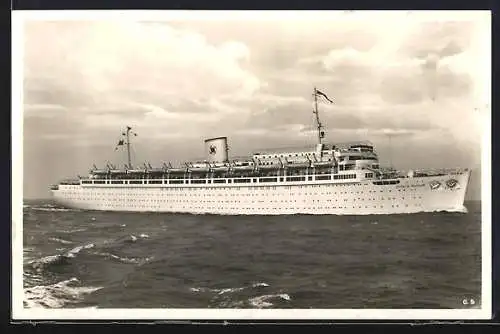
[142,162,164,174]
[127,169,147,174]
[256,162,281,170]
[211,163,230,173]
[311,161,334,168]
[90,164,109,175]
[284,159,311,169]
[189,162,211,173]
[109,169,127,175]
[91,169,108,175]
[168,167,187,174]
[231,160,255,172]
[190,166,211,173]
[147,167,165,174]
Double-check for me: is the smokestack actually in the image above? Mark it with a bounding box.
[204,137,229,163]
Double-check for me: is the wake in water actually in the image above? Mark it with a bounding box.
[31,207,75,212]
[24,202,81,213]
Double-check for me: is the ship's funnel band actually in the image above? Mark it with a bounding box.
[204,137,229,163]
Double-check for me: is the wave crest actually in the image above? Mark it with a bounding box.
[28,243,95,272]
[24,277,103,308]
[91,251,153,265]
[49,237,73,245]
[249,294,291,308]
[190,281,271,295]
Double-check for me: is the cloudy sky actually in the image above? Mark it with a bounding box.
[18,11,490,199]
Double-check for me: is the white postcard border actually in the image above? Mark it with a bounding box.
[11,10,492,321]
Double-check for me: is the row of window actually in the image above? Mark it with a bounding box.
[373,180,401,185]
[348,156,377,161]
[66,182,423,196]
[61,190,424,202]
[61,188,422,197]
[82,175,363,185]
[60,202,419,210]
[69,182,421,196]
[333,174,356,180]
[255,152,324,159]
[64,195,423,202]
[254,152,378,162]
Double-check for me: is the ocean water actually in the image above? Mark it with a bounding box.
[21,200,482,309]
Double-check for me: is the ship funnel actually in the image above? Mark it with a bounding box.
[204,136,229,163]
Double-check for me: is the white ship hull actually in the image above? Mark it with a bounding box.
[51,170,471,215]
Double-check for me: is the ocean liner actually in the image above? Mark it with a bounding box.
[50,88,471,215]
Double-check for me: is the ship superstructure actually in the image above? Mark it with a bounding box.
[50,88,471,215]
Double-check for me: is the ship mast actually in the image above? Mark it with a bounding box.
[386,132,393,170]
[126,126,132,168]
[116,126,137,169]
[312,87,333,145]
[313,87,323,145]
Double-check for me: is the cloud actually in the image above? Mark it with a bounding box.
[24,21,260,119]
[399,21,474,59]
[24,17,484,139]
[20,12,488,199]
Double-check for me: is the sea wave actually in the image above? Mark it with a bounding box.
[252,282,270,288]
[117,235,138,243]
[66,243,95,258]
[190,282,292,308]
[28,243,95,272]
[23,271,45,285]
[23,277,103,308]
[23,247,37,262]
[216,287,246,295]
[190,282,271,295]
[117,234,150,244]
[55,228,88,234]
[29,254,69,272]
[49,237,73,245]
[90,251,153,265]
[249,294,291,308]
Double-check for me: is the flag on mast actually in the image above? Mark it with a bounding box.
[115,139,124,151]
[315,89,334,103]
